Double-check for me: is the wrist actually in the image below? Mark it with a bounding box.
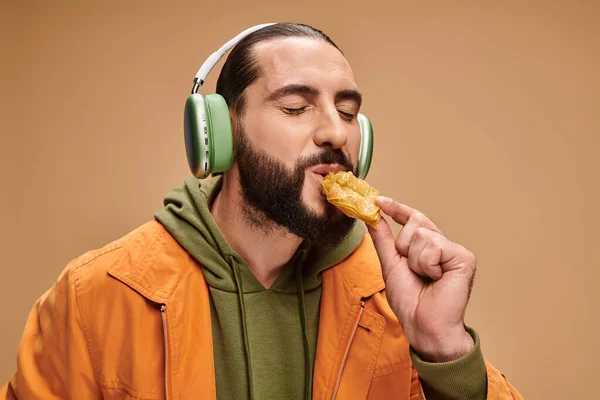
[411,327,475,362]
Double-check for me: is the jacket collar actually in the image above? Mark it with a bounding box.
[107,220,197,304]
[327,232,386,299]
[107,220,385,303]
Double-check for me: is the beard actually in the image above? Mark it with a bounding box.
[234,123,357,247]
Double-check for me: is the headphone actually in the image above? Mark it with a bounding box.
[184,23,374,180]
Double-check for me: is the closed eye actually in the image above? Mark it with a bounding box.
[283,106,355,120]
[338,110,356,121]
[284,107,308,115]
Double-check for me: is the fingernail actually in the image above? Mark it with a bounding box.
[376,196,390,205]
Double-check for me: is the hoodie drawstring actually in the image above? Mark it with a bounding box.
[231,253,311,400]
[296,255,312,400]
[231,256,254,400]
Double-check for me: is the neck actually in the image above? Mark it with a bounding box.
[210,169,303,288]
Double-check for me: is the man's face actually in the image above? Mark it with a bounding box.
[232,37,363,245]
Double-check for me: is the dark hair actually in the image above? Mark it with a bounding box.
[215,23,342,117]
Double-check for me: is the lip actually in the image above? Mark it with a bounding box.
[310,163,348,177]
[309,172,325,185]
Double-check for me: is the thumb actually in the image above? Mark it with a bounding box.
[367,215,402,277]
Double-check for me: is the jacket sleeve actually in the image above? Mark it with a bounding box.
[1,263,101,399]
[482,360,523,400]
[408,327,523,399]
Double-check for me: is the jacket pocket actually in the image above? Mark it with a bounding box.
[367,365,413,399]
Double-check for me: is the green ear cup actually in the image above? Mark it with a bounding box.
[357,113,374,179]
[204,94,234,173]
[184,93,234,178]
[184,93,210,178]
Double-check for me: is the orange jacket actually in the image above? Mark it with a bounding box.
[2,221,522,399]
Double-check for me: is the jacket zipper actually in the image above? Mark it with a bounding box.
[160,304,170,400]
[331,301,365,400]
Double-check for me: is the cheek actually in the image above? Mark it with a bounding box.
[347,127,362,165]
[244,111,309,168]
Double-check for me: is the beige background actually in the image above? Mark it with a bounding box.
[1,1,598,399]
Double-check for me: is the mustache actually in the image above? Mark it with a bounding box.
[296,149,354,173]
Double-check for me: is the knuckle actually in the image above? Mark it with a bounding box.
[411,210,441,232]
[411,211,426,223]
[460,246,477,270]
[461,245,475,260]
[469,253,477,269]
[414,226,429,238]
[468,250,476,261]
[395,237,407,254]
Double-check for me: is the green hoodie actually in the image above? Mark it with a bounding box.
[154,175,365,400]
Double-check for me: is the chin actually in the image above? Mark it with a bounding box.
[302,197,327,216]
[302,197,343,220]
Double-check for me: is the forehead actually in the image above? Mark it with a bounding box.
[250,37,358,93]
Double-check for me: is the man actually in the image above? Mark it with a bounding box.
[2,23,522,399]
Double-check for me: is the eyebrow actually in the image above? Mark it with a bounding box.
[265,84,363,107]
[335,89,363,108]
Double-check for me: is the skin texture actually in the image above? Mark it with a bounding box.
[211,37,476,361]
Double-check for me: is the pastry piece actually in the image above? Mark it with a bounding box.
[321,171,381,229]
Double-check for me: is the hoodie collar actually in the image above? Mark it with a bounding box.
[153,175,367,294]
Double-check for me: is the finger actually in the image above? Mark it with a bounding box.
[407,227,444,280]
[367,215,402,279]
[374,196,416,226]
[396,213,443,257]
[412,230,476,277]
[406,230,430,279]
[436,241,477,276]
[376,196,442,234]
[369,221,423,309]
[417,233,444,281]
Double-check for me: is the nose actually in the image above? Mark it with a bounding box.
[313,106,348,150]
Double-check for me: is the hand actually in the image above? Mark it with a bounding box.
[367,196,477,362]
